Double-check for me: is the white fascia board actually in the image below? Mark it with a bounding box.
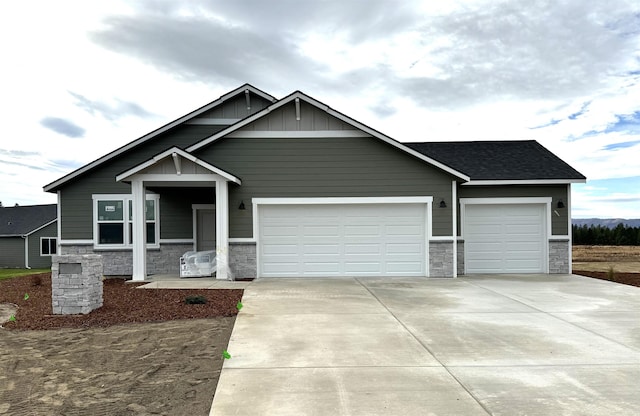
[44,84,273,192]
[60,239,93,245]
[25,219,57,237]
[229,238,256,243]
[159,239,194,244]
[460,197,552,205]
[227,130,371,138]
[463,179,586,186]
[253,196,434,205]
[186,118,242,125]
[186,92,469,181]
[115,147,241,184]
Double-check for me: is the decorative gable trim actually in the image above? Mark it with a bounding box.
[187,91,471,182]
[44,84,272,192]
[115,147,241,184]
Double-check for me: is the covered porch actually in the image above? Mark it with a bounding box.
[116,147,241,281]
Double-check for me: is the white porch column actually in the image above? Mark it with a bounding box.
[215,180,230,279]
[131,179,147,281]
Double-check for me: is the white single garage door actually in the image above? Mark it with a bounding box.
[259,204,426,277]
[464,204,546,273]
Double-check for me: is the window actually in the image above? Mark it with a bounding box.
[93,194,159,248]
[41,237,57,256]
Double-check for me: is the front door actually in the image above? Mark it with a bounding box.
[196,208,216,251]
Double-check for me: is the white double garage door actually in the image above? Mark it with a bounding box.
[256,199,548,277]
[258,200,428,277]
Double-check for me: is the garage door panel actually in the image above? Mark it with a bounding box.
[344,225,381,237]
[386,243,422,255]
[386,262,423,273]
[344,262,382,273]
[259,203,425,277]
[465,204,545,274]
[344,243,381,255]
[263,244,299,255]
[303,262,341,274]
[302,244,340,255]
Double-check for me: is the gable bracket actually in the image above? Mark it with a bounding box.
[172,152,182,175]
[295,98,301,121]
[245,89,251,114]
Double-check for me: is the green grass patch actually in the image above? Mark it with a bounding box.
[0,268,50,281]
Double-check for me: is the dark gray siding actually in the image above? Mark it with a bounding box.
[155,188,214,239]
[194,136,456,237]
[28,222,57,268]
[458,185,569,235]
[0,237,25,268]
[59,125,224,239]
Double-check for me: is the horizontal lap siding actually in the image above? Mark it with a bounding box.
[59,125,224,240]
[0,237,25,268]
[458,185,569,235]
[194,136,455,238]
[27,222,57,269]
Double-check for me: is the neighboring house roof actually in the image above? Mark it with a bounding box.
[405,140,586,183]
[43,84,276,193]
[0,204,57,237]
[187,90,471,181]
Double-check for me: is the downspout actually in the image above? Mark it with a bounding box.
[451,180,457,278]
[22,235,30,269]
[567,183,573,274]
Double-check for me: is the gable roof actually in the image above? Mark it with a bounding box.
[0,204,57,237]
[115,147,241,184]
[187,90,471,181]
[44,84,275,192]
[405,140,586,183]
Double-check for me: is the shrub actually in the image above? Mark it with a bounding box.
[184,295,207,304]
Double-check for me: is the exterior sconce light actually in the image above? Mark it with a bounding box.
[239,201,246,210]
[439,199,447,208]
[557,200,565,209]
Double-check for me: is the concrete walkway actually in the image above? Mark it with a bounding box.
[210,274,640,415]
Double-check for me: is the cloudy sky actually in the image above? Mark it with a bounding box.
[1,0,639,218]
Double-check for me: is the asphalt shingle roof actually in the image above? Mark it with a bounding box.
[405,140,586,181]
[0,204,57,236]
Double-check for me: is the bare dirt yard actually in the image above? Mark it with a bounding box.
[0,274,243,415]
[573,245,640,287]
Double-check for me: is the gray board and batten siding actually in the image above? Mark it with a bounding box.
[457,185,570,236]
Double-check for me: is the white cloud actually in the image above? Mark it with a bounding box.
[1,0,639,218]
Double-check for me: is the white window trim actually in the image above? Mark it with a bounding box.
[92,193,160,249]
[40,237,57,256]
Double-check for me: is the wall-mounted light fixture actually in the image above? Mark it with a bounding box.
[557,200,565,209]
[238,200,246,210]
[439,199,447,208]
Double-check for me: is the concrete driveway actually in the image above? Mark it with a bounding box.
[210,274,640,415]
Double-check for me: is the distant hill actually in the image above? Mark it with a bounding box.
[572,218,640,228]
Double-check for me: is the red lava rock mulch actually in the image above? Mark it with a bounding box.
[0,273,243,330]
[574,270,640,288]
